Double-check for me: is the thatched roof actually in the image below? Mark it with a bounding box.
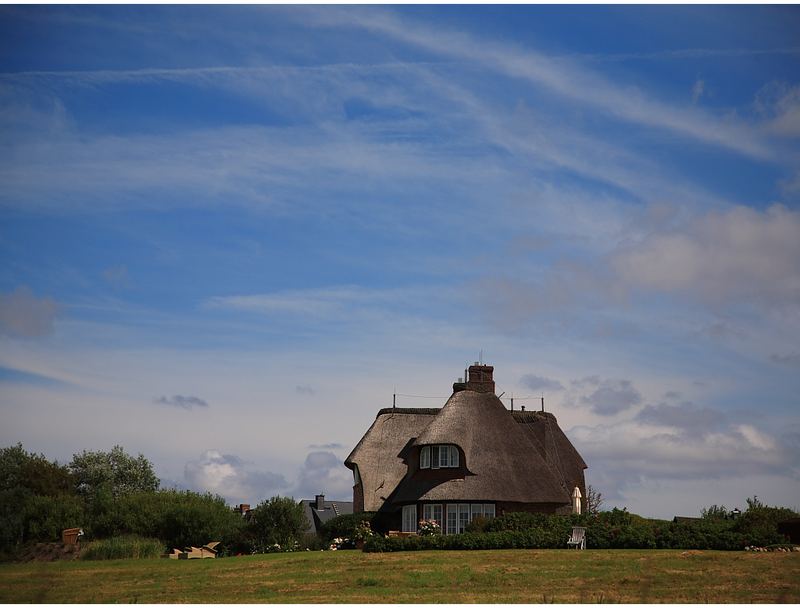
[345,410,435,512]
[346,378,587,512]
[392,390,570,504]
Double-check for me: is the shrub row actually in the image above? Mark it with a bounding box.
[363,506,795,552]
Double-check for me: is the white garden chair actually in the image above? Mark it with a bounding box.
[567,526,586,550]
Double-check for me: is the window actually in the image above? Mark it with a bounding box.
[458,504,470,533]
[444,504,496,534]
[446,506,458,535]
[420,446,430,469]
[353,465,361,485]
[420,445,459,469]
[471,504,483,521]
[402,505,417,533]
[423,504,443,531]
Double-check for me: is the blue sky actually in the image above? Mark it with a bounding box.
[1,5,799,518]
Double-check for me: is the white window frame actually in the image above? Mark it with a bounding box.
[458,503,470,533]
[402,504,417,533]
[446,505,458,535]
[420,445,459,469]
[423,504,443,531]
[443,503,496,534]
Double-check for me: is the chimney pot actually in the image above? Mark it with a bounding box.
[315,494,325,510]
[466,364,495,394]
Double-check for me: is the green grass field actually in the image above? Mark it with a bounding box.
[1,549,798,603]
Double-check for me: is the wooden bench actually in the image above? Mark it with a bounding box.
[387,531,418,538]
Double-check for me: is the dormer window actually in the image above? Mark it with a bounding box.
[420,445,459,469]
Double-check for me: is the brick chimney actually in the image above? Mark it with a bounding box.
[315,494,325,510]
[466,364,495,394]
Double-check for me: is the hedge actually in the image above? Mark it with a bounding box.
[363,507,795,552]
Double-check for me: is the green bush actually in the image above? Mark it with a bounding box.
[81,535,164,560]
[22,494,85,543]
[320,512,377,541]
[364,501,796,553]
[248,497,308,553]
[84,489,245,552]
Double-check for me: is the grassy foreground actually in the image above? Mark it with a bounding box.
[1,549,798,603]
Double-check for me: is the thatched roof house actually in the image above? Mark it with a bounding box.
[345,364,587,533]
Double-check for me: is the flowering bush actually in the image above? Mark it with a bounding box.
[329,537,354,550]
[353,520,374,541]
[418,519,441,536]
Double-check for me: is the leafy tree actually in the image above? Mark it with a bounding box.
[1,443,73,496]
[585,485,604,515]
[249,496,308,551]
[69,445,158,498]
[0,444,76,553]
[701,504,729,520]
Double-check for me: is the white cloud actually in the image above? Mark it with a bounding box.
[756,82,800,138]
[292,450,353,501]
[0,286,59,338]
[612,204,800,309]
[302,7,774,159]
[184,450,288,504]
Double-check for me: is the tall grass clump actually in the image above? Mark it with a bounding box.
[81,535,164,560]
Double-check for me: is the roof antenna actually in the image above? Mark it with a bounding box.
[541,394,545,412]
[479,349,483,365]
[393,386,396,411]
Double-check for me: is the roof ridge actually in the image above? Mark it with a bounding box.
[376,407,441,416]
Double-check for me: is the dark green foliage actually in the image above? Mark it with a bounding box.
[701,504,729,520]
[22,494,85,543]
[366,500,799,553]
[249,496,309,552]
[69,445,159,499]
[1,443,74,496]
[0,444,78,552]
[320,512,377,541]
[81,535,164,560]
[732,499,796,547]
[84,489,246,551]
[464,515,490,533]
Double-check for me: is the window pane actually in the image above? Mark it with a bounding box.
[485,504,495,519]
[450,446,459,467]
[420,446,430,469]
[447,506,458,535]
[433,504,443,530]
[431,446,440,469]
[402,505,416,532]
[458,504,470,533]
[471,504,483,521]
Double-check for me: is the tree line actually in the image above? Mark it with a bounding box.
[0,444,309,559]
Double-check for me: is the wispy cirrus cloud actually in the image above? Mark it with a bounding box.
[301,7,776,160]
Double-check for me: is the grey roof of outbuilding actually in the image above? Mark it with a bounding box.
[300,499,353,534]
[346,392,586,512]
